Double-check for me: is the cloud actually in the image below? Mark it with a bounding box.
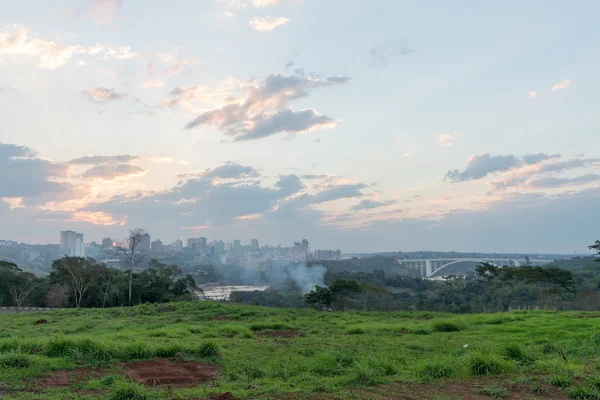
[0,25,138,69]
[284,60,294,69]
[300,174,328,180]
[89,0,126,23]
[311,183,367,204]
[69,155,139,165]
[525,174,600,189]
[82,87,128,102]
[275,174,305,195]
[437,132,464,147]
[522,153,561,165]
[369,40,415,68]
[0,143,73,202]
[229,108,337,141]
[81,164,145,180]
[142,79,165,88]
[249,16,290,31]
[490,156,600,190]
[445,153,522,182]
[351,199,397,211]
[184,72,349,141]
[252,0,278,6]
[177,162,260,180]
[552,79,572,91]
[168,58,199,76]
[529,91,537,99]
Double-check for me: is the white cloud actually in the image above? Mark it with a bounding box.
[437,132,464,147]
[142,79,165,89]
[529,91,537,98]
[249,16,290,32]
[552,79,572,92]
[0,25,139,69]
[82,87,128,102]
[252,0,279,7]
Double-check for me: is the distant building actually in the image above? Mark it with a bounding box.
[101,238,113,249]
[251,238,259,251]
[151,239,164,253]
[233,240,243,257]
[314,249,342,261]
[173,239,183,252]
[139,234,151,252]
[60,230,85,257]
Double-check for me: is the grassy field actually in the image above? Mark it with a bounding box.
[1,302,600,399]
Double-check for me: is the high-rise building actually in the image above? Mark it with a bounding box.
[60,230,85,257]
[101,238,113,249]
[251,238,259,251]
[199,237,208,252]
[60,230,77,251]
[173,239,183,252]
[139,234,151,252]
[233,240,243,257]
[151,239,164,253]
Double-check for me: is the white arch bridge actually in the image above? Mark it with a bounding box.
[397,258,554,277]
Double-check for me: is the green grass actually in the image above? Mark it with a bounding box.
[477,386,509,398]
[0,302,599,399]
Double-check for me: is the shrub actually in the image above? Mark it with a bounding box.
[44,335,76,357]
[154,344,184,358]
[433,322,461,333]
[196,340,220,357]
[107,382,159,400]
[467,353,507,376]
[592,333,600,345]
[0,353,32,368]
[566,385,599,399]
[346,327,365,335]
[478,386,509,399]
[119,342,156,361]
[249,322,291,331]
[347,360,383,386]
[547,374,572,388]
[503,344,533,364]
[0,339,42,354]
[416,357,455,381]
[541,342,559,354]
[588,377,600,390]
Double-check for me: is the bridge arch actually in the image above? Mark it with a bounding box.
[427,259,504,277]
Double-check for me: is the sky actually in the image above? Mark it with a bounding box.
[1,0,599,254]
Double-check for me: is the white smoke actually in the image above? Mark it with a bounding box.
[287,263,327,294]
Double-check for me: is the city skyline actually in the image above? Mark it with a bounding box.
[1,1,599,254]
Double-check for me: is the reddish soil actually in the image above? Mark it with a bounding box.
[206,393,238,400]
[123,359,221,387]
[344,379,568,400]
[260,329,304,338]
[35,319,48,324]
[32,368,111,388]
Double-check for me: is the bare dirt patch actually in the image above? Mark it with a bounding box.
[213,314,228,321]
[32,368,111,388]
[573,314,600,318]
[260,329,304,338]
[206,393,238,400]
[123,359,221,387]
[35,319,48,324]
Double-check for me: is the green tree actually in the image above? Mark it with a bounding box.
[329,279,362,311]
[590,240,600,262]
[304,286,333,311]
[50,257,102,308]
[0,261,37,312]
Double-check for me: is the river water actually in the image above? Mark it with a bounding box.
[200,285,269,301]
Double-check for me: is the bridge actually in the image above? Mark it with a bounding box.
[397,258,554,277]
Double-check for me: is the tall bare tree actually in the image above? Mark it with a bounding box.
[116,229,149,306]
[51,257,100,308]
[1,261,36,313]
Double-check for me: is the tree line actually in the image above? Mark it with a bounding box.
[230,241,600,312]
[0,258,199,312]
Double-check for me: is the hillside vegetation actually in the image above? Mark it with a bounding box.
[1,302,600,399]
